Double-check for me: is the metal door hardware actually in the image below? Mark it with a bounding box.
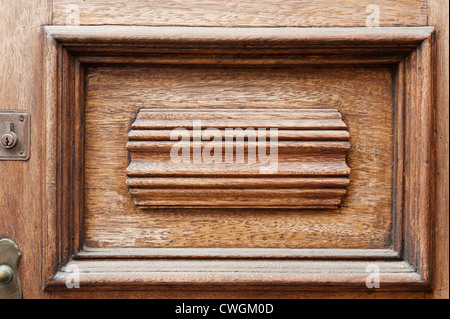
[0,111,30,160]
[0,239,22,299]
[1,123,18,149]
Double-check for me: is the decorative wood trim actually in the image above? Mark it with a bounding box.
[428,0,449,299]
[74,247,401,260]
[46,259,426,292]
[48,26,434,65]
[392,61,406,254]
[42,26,434,292]
[402,35,434,284]
[127,108,350,209]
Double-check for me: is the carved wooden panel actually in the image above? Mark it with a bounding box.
[126,108,350,209]
[43,26,434,293]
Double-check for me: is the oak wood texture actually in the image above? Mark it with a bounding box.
[52,0,427,27]
[42,26,434,293]
[0,0,52,299]
[127,108,350,209]
[428,0,449,299]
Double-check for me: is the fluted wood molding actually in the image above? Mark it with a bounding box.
[127,108,350,209]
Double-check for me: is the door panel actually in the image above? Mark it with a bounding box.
[0,0,447,299]
[41,26,433,293]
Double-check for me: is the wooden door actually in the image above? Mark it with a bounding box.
[0,0,448,299]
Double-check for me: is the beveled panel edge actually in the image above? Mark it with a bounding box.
[74,247,401,260]
[45,259,428,292]
[43,26,433,45]
[51,0,428,28]
[43,26,435,66]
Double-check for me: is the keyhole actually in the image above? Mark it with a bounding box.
[1,120,22,151]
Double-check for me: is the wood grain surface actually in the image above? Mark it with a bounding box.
[52,0,427,27]
[83,65,394,249]
[0,0,52,299]
[428,0,449,299]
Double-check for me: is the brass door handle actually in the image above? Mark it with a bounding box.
[0,239,22,299]
[0,265,14,285]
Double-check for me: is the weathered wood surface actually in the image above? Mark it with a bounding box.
[0,0,52,299]
[428,0,449,299]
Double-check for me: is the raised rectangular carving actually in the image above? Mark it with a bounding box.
[126,108,350,209]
